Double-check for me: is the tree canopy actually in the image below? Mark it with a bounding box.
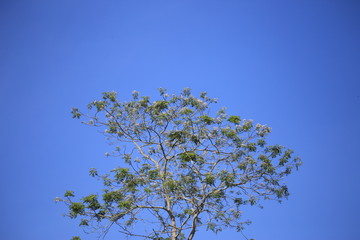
[57,88,301,240]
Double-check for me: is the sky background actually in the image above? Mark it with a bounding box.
[1,0,360,239]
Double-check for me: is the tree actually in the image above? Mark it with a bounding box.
[57,88,301,240]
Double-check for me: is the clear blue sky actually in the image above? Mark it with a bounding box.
[1,1,359,239]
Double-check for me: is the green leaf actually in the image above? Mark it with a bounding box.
[103,191,124,203]
[234,198,243,206]
[257,138,266,147]
[163,179,179,192]
[153,100,169,111]
[179,152,203,164]
[118,200,132,209]
[227,115,241,124]
[64,190,75,197]
[204,173,215,185]
[182,87,191,96]
[82,194,101,210]
[71,108,81,119]
[242,120,253,131]
[79,219,89,226]
[168,131,186,143]
[69,202,85,218]
[112,168,130,181]
[221,128,237,138]
[102,91,117,102]
[89,168,98,177]
[201,115,214,124]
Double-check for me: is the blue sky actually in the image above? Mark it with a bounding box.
[1,1,359,239]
